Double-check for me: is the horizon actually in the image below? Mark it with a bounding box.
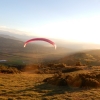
[1,32,100,50]
[0,0,100,44]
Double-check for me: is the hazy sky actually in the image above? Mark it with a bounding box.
[0,0,100,43]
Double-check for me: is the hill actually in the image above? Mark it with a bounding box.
[55,49,100,66]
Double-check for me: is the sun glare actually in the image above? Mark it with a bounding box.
[31,15,100,44]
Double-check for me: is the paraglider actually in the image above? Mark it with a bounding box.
[24,38,56,49]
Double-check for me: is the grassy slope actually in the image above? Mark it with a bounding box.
[0,72,100,100]
[56,49,100,66]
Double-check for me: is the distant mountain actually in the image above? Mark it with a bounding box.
[56,50,100,66]
[0,34,18,40]
[0,30,32,41]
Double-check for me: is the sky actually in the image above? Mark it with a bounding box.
[0,0,100,44]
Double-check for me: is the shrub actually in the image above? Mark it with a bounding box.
[0,65,21,74]
[62,66,83,73]
[75,61,82,66]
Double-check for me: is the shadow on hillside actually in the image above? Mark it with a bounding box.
[33,82,81,96]
[0,82,83,97]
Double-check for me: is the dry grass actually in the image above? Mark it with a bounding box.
[0,71,100,100]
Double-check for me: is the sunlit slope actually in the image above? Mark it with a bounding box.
[56,50,100,66]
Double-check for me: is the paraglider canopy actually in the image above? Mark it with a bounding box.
[24,38,56,49]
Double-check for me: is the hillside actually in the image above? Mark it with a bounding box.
[1,31,100,50]
[56,50,100,66]
[0,37,73,65]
